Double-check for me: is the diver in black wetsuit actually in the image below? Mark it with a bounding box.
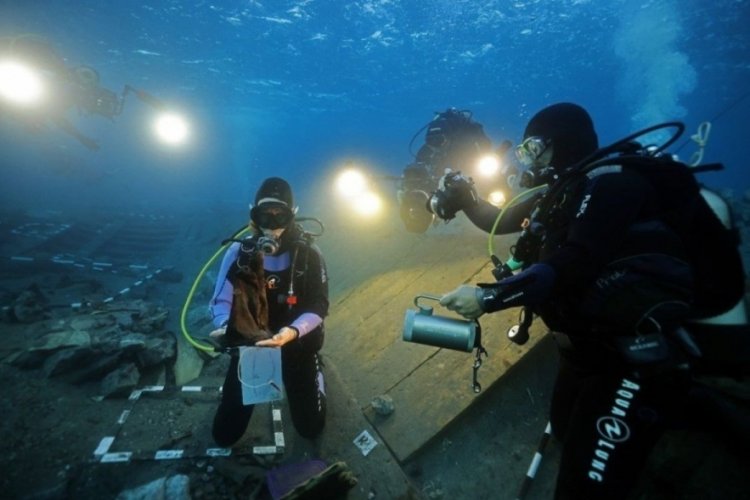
[399,108,493,233]
[209,178,329,445]
[437,103,748,499]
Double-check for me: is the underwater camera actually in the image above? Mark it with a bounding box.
[403,294,479,352]
[399,189,435,233]
[398,162,438,233]
[426,171,476,222]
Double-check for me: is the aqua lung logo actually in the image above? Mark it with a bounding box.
[630,336,661,352]
[588,378,640,483]
[596,416,630,443]
[576,194,591,218]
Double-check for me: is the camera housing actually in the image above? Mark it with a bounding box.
[426,171,477,221]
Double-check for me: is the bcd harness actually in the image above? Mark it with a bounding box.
[488,123,747,374]
[227,229,317,314]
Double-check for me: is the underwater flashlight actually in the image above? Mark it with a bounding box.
[353,191,383,216]
[153,112,189,145]
[335,168,369,199]
[403,295,479,352]
[0,60,45,106]
[476,154,500,178]
[488,190,506,207]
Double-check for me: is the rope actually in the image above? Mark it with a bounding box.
[688,121,712,167]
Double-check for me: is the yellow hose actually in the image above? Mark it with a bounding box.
[180,227,250,352]
[487,184,548,260]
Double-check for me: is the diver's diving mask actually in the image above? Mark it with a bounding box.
[250,205,294,230]
[515,136,550,167]
[515,136,558,188]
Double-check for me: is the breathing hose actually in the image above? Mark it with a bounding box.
[179,225,250,352]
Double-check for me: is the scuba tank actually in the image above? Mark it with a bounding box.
[693,187,748,325]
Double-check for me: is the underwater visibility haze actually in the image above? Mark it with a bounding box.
[1,0,749,213]
[1,1,750,499]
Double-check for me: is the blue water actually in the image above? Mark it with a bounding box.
[1,0,749,215]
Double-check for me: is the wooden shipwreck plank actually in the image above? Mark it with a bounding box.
[362,310,547,462]
[319,215,544,462]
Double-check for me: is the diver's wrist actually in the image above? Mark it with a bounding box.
[478,286,499,314]
[287,326,300,340]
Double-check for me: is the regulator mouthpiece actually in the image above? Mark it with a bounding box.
[257,236,280,255]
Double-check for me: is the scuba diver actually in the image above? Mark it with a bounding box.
[208,177,329,446]
[68,65,125,120]
[399,108,494,233]
[434,102,748,499]
[0,35,101,150]
[1,34,163,150]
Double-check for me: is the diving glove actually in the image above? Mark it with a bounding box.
[440,285,485,319]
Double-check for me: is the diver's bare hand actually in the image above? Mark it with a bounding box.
[255,326,299,347]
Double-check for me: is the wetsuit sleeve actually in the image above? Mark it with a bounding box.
[291,244,329,337]
[479,171,651,313]
[208,242,240,328]
[542,170,652,293]
[463,195,537,234]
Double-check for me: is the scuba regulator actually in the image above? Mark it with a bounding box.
[180,217,325,354]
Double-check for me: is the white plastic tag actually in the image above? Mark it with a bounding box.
[353,430,378,456]
[239,346,284,405]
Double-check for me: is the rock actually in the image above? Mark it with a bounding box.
[90,325,129,353]
[173,335,205,386]
[187,307,211,330]
[42,346,95,377]
[112,311,135,330]
[118,333,148,354]
[100,363,140,398]
[8,350,47,369]
[134,307,169,334]
[422,481,444,499]
[9,285,48,323]
[70,352,123,384]
[115,474,190,500]
[69,315,113,332]
[371,394,395,416]
[30,330,91,352]
[136,335,177,368]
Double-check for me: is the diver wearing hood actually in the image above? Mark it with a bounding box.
[399,108,493,233]
[438,103,747,499]
[209,177,329,445]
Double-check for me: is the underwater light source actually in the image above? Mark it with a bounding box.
[477,154,500,177]
[488,190,506,207]
[153,112,189,145]
[353,191,382,216]
[335,168,369,199]
[0,60,45,106]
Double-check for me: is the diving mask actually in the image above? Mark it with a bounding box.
[250,205,293,230]
[515,136,550,167]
